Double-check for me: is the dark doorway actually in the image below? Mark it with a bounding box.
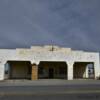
[49,68,54,78]
[4,61,32,80]
[38,61,68,79]
[73,62,94,79]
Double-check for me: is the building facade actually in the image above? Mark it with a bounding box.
[0,45,99,80]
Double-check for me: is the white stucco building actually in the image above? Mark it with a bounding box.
[0,45,99,80]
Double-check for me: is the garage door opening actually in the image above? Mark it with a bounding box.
[73,62,95,79]
[4,61,32,80]
[38,61,67,79]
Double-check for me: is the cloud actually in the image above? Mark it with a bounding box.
[0,0,99,52]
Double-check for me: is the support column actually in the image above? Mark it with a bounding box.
[94,61,100,79]
[0,61,7,80]
[31,64,38,80]
[67,62,74,80]
[85,65,89,78]
[94,54,100,79]
[0,64,5,80]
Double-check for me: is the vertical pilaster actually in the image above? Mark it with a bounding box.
[92,53,100,79]
[31,64,38,80]
[0,61,6,80]
[67,62,74,80]
[94,61,100,79]
[85,65,89,78]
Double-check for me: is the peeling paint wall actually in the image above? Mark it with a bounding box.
[0,45,99,80]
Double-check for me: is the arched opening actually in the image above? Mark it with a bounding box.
[38,61,67,79]
[4,61,32,80]
[73,62,95,79]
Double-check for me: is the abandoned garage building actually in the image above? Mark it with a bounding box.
[0,45,100,80]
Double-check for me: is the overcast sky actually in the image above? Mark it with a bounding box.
[0,0,100,51]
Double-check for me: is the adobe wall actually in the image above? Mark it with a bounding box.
[0,45,99,80]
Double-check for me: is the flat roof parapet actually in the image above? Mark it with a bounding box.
[31,46,43,49]
[60,48,71,52]
[30,45,72,52]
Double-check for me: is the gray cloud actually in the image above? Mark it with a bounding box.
[0,0,100,52]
